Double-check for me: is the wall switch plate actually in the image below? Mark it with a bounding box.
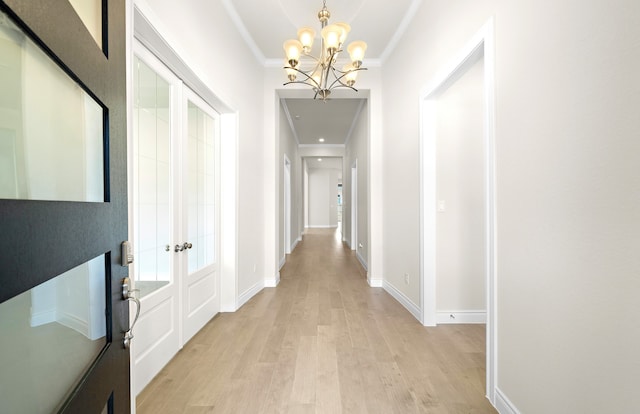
[404,273,409,284]
[437,200,446,212]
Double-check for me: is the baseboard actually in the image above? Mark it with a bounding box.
[57,312,90,338]
[237,281,264,309]
[307,225,337,228]
[279,256,286,270]
[382,280,422,322]
[367,273,383,287]
[265,272,280,287]
[356,251,368,271]
[495,387,520,414]
[30,309,55,327]
[436,310,486,324]
[290,236,301,252]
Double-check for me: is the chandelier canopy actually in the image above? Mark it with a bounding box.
[283,0,367,100]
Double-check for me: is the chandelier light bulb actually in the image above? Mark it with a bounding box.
[285,64,297,82]
[321,24,342,53]
[282,1,367,100]
[347,41,367,68]
[343,64,358,87]
[283,39,303,67]
[335,22,351,45]
[297,27,315,52]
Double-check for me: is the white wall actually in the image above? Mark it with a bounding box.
[435,57,485,313]
[382,0,640,412]
[307,168,340,228]
[278,100,302,264]
[136,0,266,302]
[343,100,369,269]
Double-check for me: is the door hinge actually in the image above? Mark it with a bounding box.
[121,241,134,267]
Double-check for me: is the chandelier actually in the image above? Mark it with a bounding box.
[282,0,367,100]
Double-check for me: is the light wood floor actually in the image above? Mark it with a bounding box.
[137,228,496,413]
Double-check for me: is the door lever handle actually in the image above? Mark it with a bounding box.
[175,244,184,252]
[122,277,141,349]
[183,242,193,250]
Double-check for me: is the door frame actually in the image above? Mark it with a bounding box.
[0,0,129,412]
[419,17,497,403]
[132,3,238,316]
[284,154,292,254]
[351,160,358,250]
[129,39,183,396]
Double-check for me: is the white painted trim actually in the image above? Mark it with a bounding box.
[383,281,422,321]
[344,99,367,147]
[280,100,300,145]
[419,16,497,405]
[367,276,383,288]
[356,250,368,271]
[307,225,337,229]
[284,154,292,255]
[264,273,280,288]
[29,310,55,327]
[133,4,233,114]
[290,236,301,252]
[495,388,521,414]
[279,256,286,270]
[220,0,266,65]
[436,311,486,324]
[379,0,424,64]
[237,281,264,309]
[57,312,89,338]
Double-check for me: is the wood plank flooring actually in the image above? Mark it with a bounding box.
[137,228,496,413]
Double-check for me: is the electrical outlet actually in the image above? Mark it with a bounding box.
[253,264,257,273]
[404,273,409,285]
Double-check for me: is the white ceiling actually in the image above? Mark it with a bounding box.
[226,0,421,63]
[306,157,343,170]
[226,0,421,151]
[282,98,364,145]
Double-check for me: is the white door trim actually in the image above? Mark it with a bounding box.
[419,17,497,405]
[284,154,292,255]
[351,160,358,251]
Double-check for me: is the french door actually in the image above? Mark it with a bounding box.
[0,1,129,413]
[131,43,220,395]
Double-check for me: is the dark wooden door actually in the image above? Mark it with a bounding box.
[0,0,128,413]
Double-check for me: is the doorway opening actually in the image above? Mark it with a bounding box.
[419,18,496,403]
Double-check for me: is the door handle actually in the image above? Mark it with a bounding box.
[122,277,141,349]
[175,244,184,252]
[183,242,193,250]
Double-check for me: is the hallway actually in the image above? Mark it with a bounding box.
[137,229,495,413]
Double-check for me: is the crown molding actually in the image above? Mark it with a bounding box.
[379,0,423,64]
[221,0,267,66]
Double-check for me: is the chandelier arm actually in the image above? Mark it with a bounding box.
[284,65,322,90]
[283,79,322,89]
[326,67,368,91]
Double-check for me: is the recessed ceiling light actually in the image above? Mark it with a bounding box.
[294,115,300,120]
[317,158,323,162]
[318,138,325,142]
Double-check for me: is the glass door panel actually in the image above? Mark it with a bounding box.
[187,102,217,273]
[0,255,107,414]
[133,57,172,298]
[0,13,104,202]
